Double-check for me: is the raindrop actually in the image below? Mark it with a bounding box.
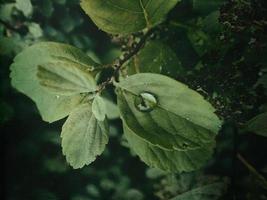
[135,92,158,112]
[56,95,60,99]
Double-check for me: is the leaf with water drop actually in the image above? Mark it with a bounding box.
[80,0,181,34]
[92,95,107,121]
[126,41,183,77]
[124,124,215,172]
[116,73,221,150]
[62,103,109,169]
[10,42,98,123]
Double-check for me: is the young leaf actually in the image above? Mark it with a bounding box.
[126,41,183,77]
[80,0,181,34]
[244,112,267,137]
[10,42,98,123]
[124,124,215,173]
[92,95,106,121]
[170,182,226,200]
[116,73,221,150]
[61,103,109,169]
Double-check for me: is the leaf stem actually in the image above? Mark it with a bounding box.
[97,28,155,93]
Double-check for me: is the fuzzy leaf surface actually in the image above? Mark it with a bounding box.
[61,103,108,169]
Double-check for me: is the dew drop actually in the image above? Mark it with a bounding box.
[134,92,158,112]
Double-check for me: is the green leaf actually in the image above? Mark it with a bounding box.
[15,0,33,17]
[244,112,267,137]
[80,0,180,34]
[170,182,226,200]
[37,57,97,96]
[0,37,17,55]
[187,29,210,56]
[61,103,109,169]
[0,3,16,21]
[28,22,43,38]
[124,124,215,172]
[10,42,98,123]
[92,95,106,121]
[116,73,221,150]
[126,41,183,77]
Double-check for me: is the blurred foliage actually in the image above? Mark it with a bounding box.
[1,0,267,199]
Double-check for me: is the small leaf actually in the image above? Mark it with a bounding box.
[61,103,108,169]
[170,182,226,200]
[10,42,98,123]
[116,73,221,150]
[92,95,106,121]
[126,41,183,77]
[244,112,267,137]
[80,0,181,34]
[28,22,43,38]
[15,0,33,17]
[124,124,215,172]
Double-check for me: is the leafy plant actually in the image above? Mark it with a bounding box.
[9,0,223,172]
[2,0,267,199]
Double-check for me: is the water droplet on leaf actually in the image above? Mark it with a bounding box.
[56,95,60,99]
[135,92,158,112]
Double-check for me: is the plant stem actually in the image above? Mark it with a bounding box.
[97,28,155,93]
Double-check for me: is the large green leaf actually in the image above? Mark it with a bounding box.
[80,0,180,34]
[61,103,108,169]
[126,41,182,77]
[116,73,221,150]
[124,124,215,172]
[170,182,226,200]
[244,112,267,137]
[10,42,98,123]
